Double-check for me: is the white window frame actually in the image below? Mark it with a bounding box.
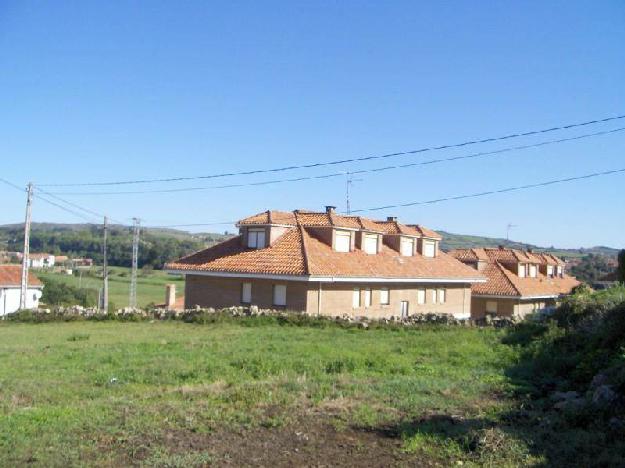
[518,264,526,278]
[547,265,554,277]
[400,237,414,257]
[364,288,372,307]
[247,228,266,249]
[417,288,426,305]
[423,240,436,258]
[529,264,537,278]
[352,288,361,308]
[335,230,351,252]
[431,289,436,304]
[241,282,252,304]
[273,284,287,306]
[380,287,390,305]
[363,234,378,255]
[438,288,446,304]
[557,266,563,277]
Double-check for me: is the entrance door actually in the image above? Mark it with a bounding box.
[400,301,409,318]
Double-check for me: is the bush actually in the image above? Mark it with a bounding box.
[41,277,98,307]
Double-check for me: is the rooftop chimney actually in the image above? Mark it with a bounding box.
[325,205,336,214]
[498,245,505,250]
[387,216,397,222]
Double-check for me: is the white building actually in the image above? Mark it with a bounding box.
[0,265,44,316]
[29,253,55,269]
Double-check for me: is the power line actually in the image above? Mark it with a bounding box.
[32,193,99,224]
[45,126,625,196]
[350,167,625,213]
[0,177,26,192]
[37,113,625,188]
[145,166,625,228]
[33,186,128,226]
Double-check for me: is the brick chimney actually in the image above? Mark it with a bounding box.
[165,284,176,309]
[387,216,397,222]
[325,205,336,214]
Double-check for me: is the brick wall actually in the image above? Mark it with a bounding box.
[184,275,309,311]
[308,282,471,319]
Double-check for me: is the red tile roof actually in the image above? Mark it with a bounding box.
[407,224,442,240]
[448,248,579,298]
[168,211,482,282]
[0,265,43,288]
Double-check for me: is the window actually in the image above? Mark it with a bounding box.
[423,240,436,258]
[380,287,390,305]
[335,230,351,252]
[241,282,252,304]
[529,264,537,278]
[431,289,436,303]
[438,289,446,304]
[400,237,414,256]
[486,301,498,314]
[518,264,526,278]
[363,234,378,254]
[273,284,287,306]
[417,288,426,305]
[352,288,360,308]
[364,288,372,307]
[547,265,554,277]
[557,266,563,277]
[247,229,266,249]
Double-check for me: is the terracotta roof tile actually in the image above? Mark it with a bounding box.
[449,248,579,297]
[407,224,442,240]
[0,265,43,288]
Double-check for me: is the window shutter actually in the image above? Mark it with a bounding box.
[273,285,287,306]
[335,231,351,252]
[364,235,378,254]
[241,283,252,303]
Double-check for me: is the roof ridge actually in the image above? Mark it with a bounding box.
[298,225,312,275]
[494,261,522,296]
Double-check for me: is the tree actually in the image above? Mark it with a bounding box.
[617,249,625,284]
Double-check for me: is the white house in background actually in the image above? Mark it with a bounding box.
[0,265,44,316]
[29,253,55,269]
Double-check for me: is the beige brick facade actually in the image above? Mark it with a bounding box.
[184,274,472,318]
[471,296,557,319]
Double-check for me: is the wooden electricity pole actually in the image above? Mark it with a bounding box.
[102,216,109,312]
[129,218,140,309]
[19,183,33,310]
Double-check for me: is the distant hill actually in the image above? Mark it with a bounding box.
[439,231,619,259]
[1,223,618,267]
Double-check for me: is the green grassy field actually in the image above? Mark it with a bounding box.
[0,321,532,466]
[37,267,185,309]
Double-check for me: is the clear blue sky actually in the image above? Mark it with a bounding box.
[1,1,623,248]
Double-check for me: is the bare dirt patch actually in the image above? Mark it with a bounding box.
[120,415,434,467]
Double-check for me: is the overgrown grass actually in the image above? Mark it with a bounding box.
[0,321,518,466]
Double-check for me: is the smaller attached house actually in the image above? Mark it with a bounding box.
[29,253,55,269]
[448,247,580,318]
[0,265,44,316]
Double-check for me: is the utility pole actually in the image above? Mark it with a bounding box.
[129,218,140,309]
[345,172,363,215]
[20,183,34,310]
[101,216,109,312]
[506,223,518,242]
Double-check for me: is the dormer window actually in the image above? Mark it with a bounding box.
[334,230,351,252]
[547,265,554,277]
[518,263,526,278]
[363,234,378,255]
[557,266,563,277]
[247,228,266,249]
[400,237,414,257]
[529,264,537,278]
[423,240,436,258]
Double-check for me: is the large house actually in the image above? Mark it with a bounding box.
[0,265,44,316]
[448,247,580,318]
[166,207,485,318]
[28,253,55,269]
